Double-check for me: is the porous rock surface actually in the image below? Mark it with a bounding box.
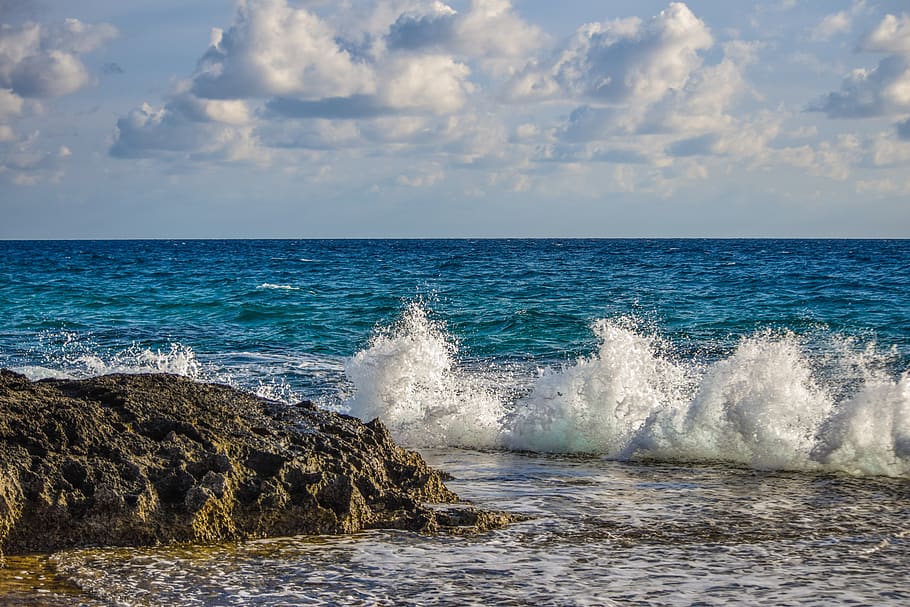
[0,370,517,560]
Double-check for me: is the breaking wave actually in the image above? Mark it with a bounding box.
[12,333,202,381]
[344,305,910,478]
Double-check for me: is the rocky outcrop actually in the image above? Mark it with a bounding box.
[0,370,518,560]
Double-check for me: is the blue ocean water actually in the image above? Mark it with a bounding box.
[3,239,910,606]
[2,239,909,474]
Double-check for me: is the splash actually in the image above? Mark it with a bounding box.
[14,332,202,381]
[344,303,503,448]
[504,319,693,454]
[343,305,910,478]
[627,331,834,470]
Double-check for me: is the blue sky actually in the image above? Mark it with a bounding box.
[1,0,909,238]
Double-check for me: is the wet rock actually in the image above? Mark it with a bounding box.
[0,370,521,560]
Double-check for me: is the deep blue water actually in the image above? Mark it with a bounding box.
[3,239,908,356]
[2,239,909,473]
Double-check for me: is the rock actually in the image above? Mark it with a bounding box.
[0,370,521,560]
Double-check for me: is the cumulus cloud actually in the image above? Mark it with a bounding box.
[378,54,472,114]
[507,2,712,105]
[858,130,910,167]
[809,56,910,118]
[555,37,758,156]
[0,16,116,184]
[386,2,458,51]
[110,93,264,163]
[0,130,71,184]
[386,0,543,74]
[191,0,375,101]
[0,87,23,120]
[809,1,866,42]
[861,13,910,54]
[114,0,539,160]
[0,18,117,98]
[109,1,799,193]
[810,12,910,119]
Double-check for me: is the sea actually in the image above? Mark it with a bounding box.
[0,239,908,606]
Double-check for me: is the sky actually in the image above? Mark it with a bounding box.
[1,0,910,238]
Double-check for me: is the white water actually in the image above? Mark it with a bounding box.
[345,304,504,449]
[344,306,910,478]
[13,338,202,381]
[8,307,909,478]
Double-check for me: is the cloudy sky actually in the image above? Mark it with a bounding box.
[2,0,909,238]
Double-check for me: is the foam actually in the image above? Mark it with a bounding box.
[15,341,201,381]
[343,304,910,478]
[344,303,503,449]
[256,283,300,290]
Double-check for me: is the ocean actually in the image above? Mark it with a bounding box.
[1,239,908,605]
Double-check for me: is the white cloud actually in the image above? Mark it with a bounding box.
[0,87,23,120]
[869,131,910,166]
[192,0,375,100]
[855,177,910,195]
[397,164,444,187]
[774,134,863,180]
[811,12,910,118]
[0,19,116,98]
[862,13,910,54]
[0,129,71,184]
[109,0,888,197]
[809,1,867,42]
[0,16,116,184]
[810,12,851,42]
[556,37,760,164]
[508,2,712,106]
[110,99,266,163]
[385,0,542,73]
[810,57,910,118]
[114,0,535,160]
[378,54,472,114]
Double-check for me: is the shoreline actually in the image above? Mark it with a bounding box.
[0,370,520,562]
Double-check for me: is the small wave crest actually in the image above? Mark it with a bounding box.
[13,334,202,381]
[344,304,910,478]
[344,303,504,449]
[257,283,300,291]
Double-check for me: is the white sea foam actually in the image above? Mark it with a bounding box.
[343,305,910,478]
[344,303,503,449]
[257,283,300,290]
[16,341,202,381]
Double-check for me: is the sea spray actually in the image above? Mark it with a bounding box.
[811,372,910,477]
[504,318,694,454]
[344,303,504,448]
[15,333,202,381]
[343,304,910,478]
[632,331,833,470]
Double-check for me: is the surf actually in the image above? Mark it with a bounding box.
[344,303,910,478]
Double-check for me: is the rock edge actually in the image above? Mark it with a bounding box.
[0,370,521,561]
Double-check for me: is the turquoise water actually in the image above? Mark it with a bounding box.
[2,239,910,605]
[2,239,908,472]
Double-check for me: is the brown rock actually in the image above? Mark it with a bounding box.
[0,370,521,560]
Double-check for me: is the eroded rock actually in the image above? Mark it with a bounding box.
[0,370,520,560]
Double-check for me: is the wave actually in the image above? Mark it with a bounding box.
[344,305,910,478]
[10,335,345,410]
[12,338,202,381]
[345,303,504,449]
[257,283,300,291]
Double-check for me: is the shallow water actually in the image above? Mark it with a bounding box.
[46,449,910,606]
